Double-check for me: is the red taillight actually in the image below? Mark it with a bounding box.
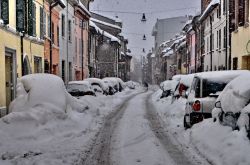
[193,100,201,111]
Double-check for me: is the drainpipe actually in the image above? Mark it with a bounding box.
[66,0,69,84]
[210,15,213,71]
[49,4,53,74]
[81,19,84,80]
[225,0,228,70]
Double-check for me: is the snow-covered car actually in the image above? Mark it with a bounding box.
[102,77,123,94]
[67,81,96,98]
[160,79,179,99]
[125,81,136,89]
[173,74,195,99]
[184,71,248,129]
[84,78,109,95]
[213,72,250,137]
[115,77,126,92]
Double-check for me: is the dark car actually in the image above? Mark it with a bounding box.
[67,81,96,98]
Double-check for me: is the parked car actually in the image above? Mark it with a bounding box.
[213,72,250,138]
[184,71,248,129]
[115,78,126,92]
[102,78,119,95]
[125,81,137,89]
[173,74,195,99]
[160,79,179,99]
[84,78,109,95]
[67,81,96,98]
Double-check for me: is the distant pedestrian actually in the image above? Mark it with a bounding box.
[144,82,148,91]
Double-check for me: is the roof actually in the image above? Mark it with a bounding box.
[89,20,121,43]
[199,0,220,21]
[163,49,174,57]
[78,1,91,16]
[90,18,122,30]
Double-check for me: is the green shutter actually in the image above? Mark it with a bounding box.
[28,0,33,36]
[33,2,36,36]
[16,0,25,32]
[1,0,9,25]
[40,7,43,38]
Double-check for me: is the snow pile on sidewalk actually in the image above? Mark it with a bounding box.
[152,87,250,165]
[0,74,142,165]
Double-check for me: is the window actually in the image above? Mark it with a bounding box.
[47,14,50,37]
[57,26,59,46]
[68,20,71,41]
[223,26,226,48]
[1,0,9,24]
[16,0,25,31]
[52,22,54,43]
[212,33,214,50]
[233,57,238,70]
[217,31,219,49]
[28,1,36,36]
[61,14,65,37]
[202,80,226,97]
[40,7,43,39]
[223,0,226,14]
[219,29,221,49]
[238,0,245,26]
[62,60,65,82]
[43,10,46,36]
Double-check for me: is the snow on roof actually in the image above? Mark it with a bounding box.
[160,40,171,47]
[69,81,91,86]
[59,0,66,7]
[90,20,120,43]
[199,0,220,21]
[90,20,102,33]
[78,1,91,16]
[177,40,187,50]
[182,19,192,30]
[103,30,121,43]
[151,53,156,58]
[163,49,174,57]
[162,47,171,54]
[90,18,122,30]
[195,70,249,83]
[121,51,125,55]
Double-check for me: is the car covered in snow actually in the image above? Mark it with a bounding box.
[213,72,250,137]
[173,74,195,99]
[67,81,96,98]
[102,77,125,95]
[184,71,248,129]
[84,78,109,95]
[125,81,137,89]
[160,79,179,99]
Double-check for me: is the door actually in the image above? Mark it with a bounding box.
[5,52,14,113]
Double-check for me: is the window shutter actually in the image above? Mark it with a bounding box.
[28,0,33,36]
[16,0,25,32]
[1,0,9,24]
[33,2,36,36]
[43,10,46,37]
[229,0,236,32]
[239,0,245,26]
[40,7,43,39]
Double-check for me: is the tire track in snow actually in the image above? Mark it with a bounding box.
[146,94,211,165]
[79,91,145,165]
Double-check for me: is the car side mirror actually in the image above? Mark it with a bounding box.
[215,101,222,108]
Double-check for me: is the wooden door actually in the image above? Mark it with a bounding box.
[5,53,14,112]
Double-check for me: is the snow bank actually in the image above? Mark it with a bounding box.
[0,74,142,164]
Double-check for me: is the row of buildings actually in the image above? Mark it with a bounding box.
[144,0,250,84]
[0,0,132,116]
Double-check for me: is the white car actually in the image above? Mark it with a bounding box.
[84,78,109,95]
[213,72,250,137]
[184,71,248,129]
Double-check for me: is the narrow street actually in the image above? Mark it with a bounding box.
[80,90,211,165]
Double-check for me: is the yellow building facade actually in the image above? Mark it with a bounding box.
[0,0,45,115]
[231,5,250,70]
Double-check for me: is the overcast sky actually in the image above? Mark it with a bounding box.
[90,0,201,59]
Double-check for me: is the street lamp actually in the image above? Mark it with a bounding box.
[48,0,65,74]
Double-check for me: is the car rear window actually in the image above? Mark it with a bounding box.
[202,80,227,98]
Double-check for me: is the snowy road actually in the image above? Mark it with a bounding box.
[80,90,211,165]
